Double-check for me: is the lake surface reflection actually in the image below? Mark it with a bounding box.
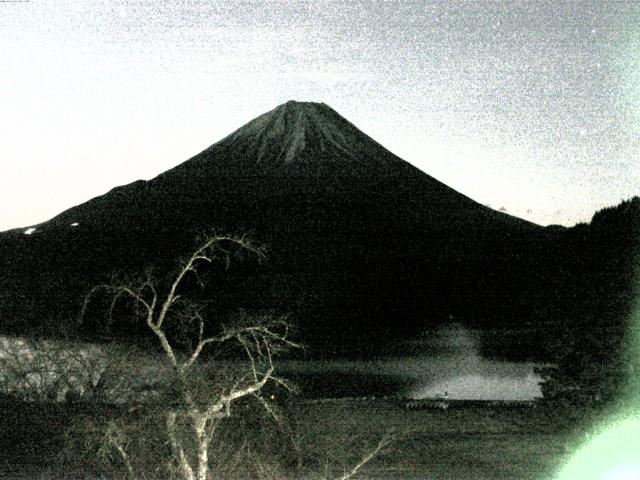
[278,324,543,400]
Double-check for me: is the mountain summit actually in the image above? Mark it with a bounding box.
[157,99,425,191]
[212,101,399,168]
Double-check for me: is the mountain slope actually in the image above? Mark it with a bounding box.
[38,101,533,233]
[0,101,553,358]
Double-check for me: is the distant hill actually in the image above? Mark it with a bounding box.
[536,197,640,403]
[0,102,633,361]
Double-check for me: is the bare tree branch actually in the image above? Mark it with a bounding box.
[102,421,137,480]
[166,411,195,480]
[77,232,295,480]
[337,433,395,480]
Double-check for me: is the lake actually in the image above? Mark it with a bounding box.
[277,323,544,400]
[0,323,544,401]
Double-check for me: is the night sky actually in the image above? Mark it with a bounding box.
[1,0,638,230]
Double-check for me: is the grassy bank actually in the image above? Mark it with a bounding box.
[0,396,585,479]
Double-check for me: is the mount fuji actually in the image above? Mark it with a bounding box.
[0,101,556,358]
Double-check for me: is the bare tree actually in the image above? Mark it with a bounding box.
[81,233,299,480]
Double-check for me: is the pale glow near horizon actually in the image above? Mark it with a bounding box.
[1,1,638,231]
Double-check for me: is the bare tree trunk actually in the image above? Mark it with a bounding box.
[194,415,211,480]
[166,411,195,480]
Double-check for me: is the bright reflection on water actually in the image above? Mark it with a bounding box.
[409,372,541,401]
[278,323,543,400]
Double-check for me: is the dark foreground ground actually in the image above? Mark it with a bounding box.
[0,397,587,479]
[289,399,580,480]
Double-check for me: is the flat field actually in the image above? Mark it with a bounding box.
[287,398,581,480]
[0,396,586,479]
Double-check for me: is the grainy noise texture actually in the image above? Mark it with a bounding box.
[1,0,639,230]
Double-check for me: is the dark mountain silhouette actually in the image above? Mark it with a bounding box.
[34,101,535,233]
[1,101,628,362]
